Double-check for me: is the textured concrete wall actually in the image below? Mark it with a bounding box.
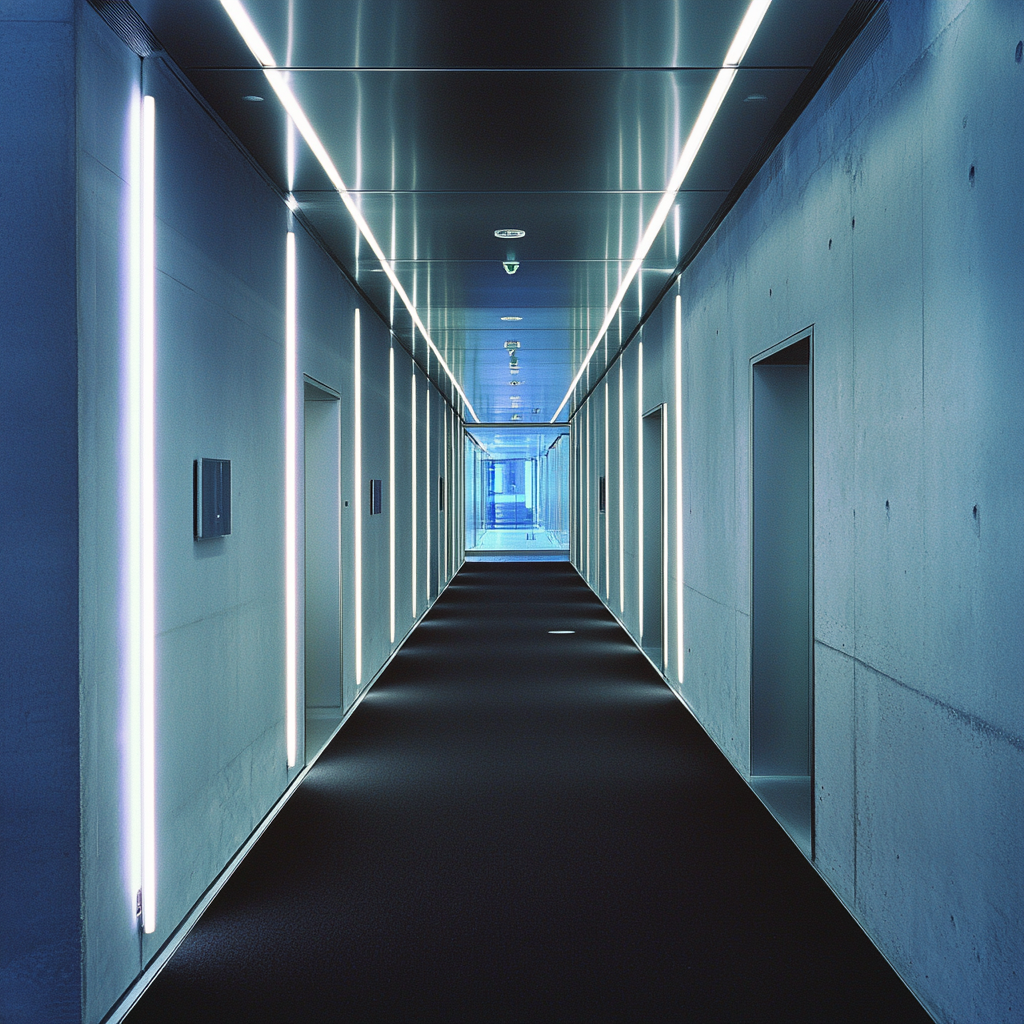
[572,2,1024,1021]
[0,4,81,1022]
[75,6,461,1021]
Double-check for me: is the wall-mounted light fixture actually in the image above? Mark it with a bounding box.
[354,307,363,684]
[674,295,684,683]
[285,232,297,767]
[139,91,157,935]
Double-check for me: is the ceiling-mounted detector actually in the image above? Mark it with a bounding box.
[500,315,522,321]
[494,229,525,239]
[504,340,520,351]
[509,380,522,386]
[503,261,520,275]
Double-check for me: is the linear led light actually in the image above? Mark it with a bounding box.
[604,381,609,599]
[618,360,624,613]
[411,370,417,617]
[285,232,298,767]
[425,387,430,598]
[637,341,644,639]
[219,0,478,423]
[389,345,396,644]
[675,295,684,683]
[354,307,363,684]
[550,0,772,423]
[140,92,157,935]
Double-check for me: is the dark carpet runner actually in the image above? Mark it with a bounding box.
[127,562,930,1023]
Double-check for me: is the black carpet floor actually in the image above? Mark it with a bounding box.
[127,562,930,1023]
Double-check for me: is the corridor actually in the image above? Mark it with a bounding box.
[127,563,927,1023]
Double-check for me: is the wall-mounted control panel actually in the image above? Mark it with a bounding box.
[194,458,231,538]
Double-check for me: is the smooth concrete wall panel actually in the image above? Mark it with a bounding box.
[919,0,1024,736]
[850,70,926,695]
[1,5,81,1022]
[856,660,1024,1024]
[574,3,1023,1019]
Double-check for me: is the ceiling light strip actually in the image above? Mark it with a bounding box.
[219,0,478,423]
[550,0,771,423]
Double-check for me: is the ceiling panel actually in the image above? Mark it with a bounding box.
[125,0,868,422]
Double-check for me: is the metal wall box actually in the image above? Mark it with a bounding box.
[369,478,382,516]
[194,458,231,538]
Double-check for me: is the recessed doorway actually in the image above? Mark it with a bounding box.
[304,379,343,762]
[641,406,665,669]
[750,333,813,856]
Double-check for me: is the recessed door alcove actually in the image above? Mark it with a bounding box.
[641,406,664,669]
[303,378,343,762]
[750,333,813,856]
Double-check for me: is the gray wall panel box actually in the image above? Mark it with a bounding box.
[194,459,231,538]
[369,478,382,515]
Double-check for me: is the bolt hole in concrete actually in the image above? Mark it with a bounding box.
[969,164,976,187]
[1016,40,1022,63]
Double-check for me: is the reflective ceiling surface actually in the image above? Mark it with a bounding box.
[128,0,865,422]
[467,426,570,462]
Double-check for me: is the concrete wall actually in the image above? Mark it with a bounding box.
[571,2,1024,1021]
[0,3,81,1022]
[71,5,462,1021]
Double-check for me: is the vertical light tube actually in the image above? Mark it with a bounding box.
[411,371,417,617]
[425,387,431,599]
[354,308,363,684]
[618,360,624,612]
[638,341,644,639]
[389,345,396,644]
[442,406,448,586]
[674,295,684,682]
[140,93,157,934]
[285,232,298,767]
[585,403,590,580]
[604,382,609,598]
[128,82,143,926]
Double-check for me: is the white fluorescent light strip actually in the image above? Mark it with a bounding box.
[140,93,157,935]
[354,308,363,684]
[218,0,478,423]
[389,345,396,644]
[129,84,143,926]
[550,0,771,423]
[425,387,431,597]
[618,361,624,612]
[675,295,684,683]
[637,341,644,640]
[604,382,609,598]
[285,232,298,766]
[411,371,417,617]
